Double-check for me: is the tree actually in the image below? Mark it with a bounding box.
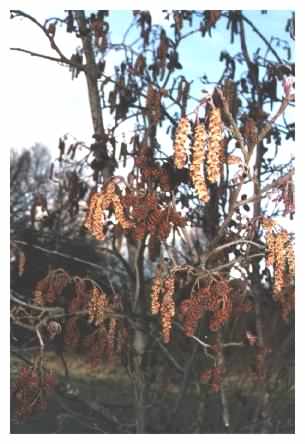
[10,144,51,231]
[10,10,295,434]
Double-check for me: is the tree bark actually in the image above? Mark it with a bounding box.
[132,239,147,433]
[74,11,105,139]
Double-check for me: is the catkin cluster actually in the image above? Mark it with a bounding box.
[263,218,295,319]
[190,123,209,203]
[151,273,176,343]
[111,193,134,230]
[173,108,225,203]
[263,219,295,295]
[84,189,110,241]
[180,278,232,335]
[33,269,70,306]
[174,117,191,169]
[84,181,133,240]
[180,287,208,336]
[122,190,186,242]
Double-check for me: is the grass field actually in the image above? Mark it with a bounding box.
[10,351,294,434]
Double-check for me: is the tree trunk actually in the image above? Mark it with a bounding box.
[74,11,105,139]
[133,356,146,433]
[131,239,147,433]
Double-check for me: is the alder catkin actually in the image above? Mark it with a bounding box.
[207,107,222,183]
[190,123,209,203]
[174,117,191,169]
[160,276,175,343]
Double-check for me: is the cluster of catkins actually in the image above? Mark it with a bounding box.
[32,269,126,367]
[33,269,71,306]
[151,272,176,343]
[65,282,126,365]
[262,218,295,319]
[180,278,232,336]
[84,181,133,241]
[173,107,223,203]
[85,178,186,244]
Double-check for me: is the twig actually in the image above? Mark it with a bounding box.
[205,239,264,264]
[216,87,247,160]
[173,321,215,361]
[12,239,134,278]
[257,94,293,144]
[155,338,184,373]
[10,11,73,64]
[241,13,283,64]
[10,47,85,71]
[36,327,45,352]
[11,291,65,314]
[233,169,294,208]
[207,253,264,273]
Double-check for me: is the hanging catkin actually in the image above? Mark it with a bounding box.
[174,117,191,169]
[207,107,222,183]
[190,123,209,203]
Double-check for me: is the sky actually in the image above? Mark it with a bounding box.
[8,10,294,156]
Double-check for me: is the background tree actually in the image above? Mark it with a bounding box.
[10,10,295,434]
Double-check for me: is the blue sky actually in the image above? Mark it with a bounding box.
[9,10,294,153]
